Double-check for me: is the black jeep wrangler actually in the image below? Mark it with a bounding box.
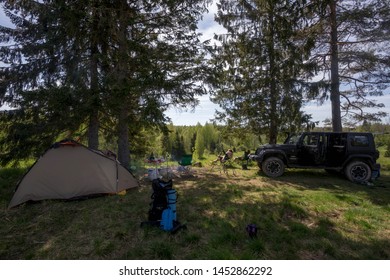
[251,132,380,183]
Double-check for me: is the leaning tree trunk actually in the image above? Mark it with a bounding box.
[329,0,342,132]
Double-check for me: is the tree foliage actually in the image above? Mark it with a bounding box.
[209,0,317,144]
[307,0,390,130]
[0,0,211,166]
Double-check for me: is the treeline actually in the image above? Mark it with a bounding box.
[132,121,390,162]
[1,0,390,167]
[115,122,263,162]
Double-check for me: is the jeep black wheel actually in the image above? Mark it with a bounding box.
[345,161,371,183]
[261,157,285,177]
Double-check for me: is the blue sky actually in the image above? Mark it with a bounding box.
[1,3,389,126]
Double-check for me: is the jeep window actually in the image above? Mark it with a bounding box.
[329,134,346,148]
[302,134,318,146]
[284,134,301,144]
[351,135,369,147]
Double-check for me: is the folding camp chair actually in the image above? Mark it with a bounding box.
[177,154,193,174]
[221,157,237,176]
[210,154,237,176]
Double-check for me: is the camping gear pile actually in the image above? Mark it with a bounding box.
[141,178,185,233]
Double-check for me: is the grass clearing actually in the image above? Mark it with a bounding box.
[0,159,389,259]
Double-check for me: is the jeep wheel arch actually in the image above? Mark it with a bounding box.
[261,157,285,178]
[345,161,372,183]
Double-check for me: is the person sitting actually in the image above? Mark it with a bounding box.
[222,149,234,162]
[212,149,234,164]
[212,154,224,164]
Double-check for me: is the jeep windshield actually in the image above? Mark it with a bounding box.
[284,133,302,145]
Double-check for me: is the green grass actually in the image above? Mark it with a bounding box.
[0,156,389,260]
[378,146,390,171]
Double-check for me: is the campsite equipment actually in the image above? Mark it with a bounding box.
[142,178,185,233]
[176,154,193,176]
[148,178,173,221]
[8,139,139,208]
[166,189,177,221]
[178,154,192,167]
[178,154,192,171]
[246,224,257,238]
[147,168,161,181]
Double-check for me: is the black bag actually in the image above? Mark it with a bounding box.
[148,179,172,221]
[246,224,257,238]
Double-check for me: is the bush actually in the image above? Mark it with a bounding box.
[385,141,390,157]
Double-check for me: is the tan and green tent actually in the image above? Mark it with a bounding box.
[8,140,139,208]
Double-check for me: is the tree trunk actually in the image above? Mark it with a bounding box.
[117,106,130,168]
[87,2,100,150]
[87,52,99,150]
[116,0,130,168]
[329,0,342,132]
[268,7,278,144]
[88,111,99,150]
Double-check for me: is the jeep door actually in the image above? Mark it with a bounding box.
[326,133,347,166]
[297,133,326,166]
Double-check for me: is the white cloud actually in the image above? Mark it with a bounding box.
[198,1,226,44]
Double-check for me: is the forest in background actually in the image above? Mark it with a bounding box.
[115,121,390,167]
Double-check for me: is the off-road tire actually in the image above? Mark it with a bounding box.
[345,161,371,183]
[261,157,285,178]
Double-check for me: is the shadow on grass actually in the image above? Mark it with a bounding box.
[0,167,389,260]
[178,175,390,259]
[263,169,390,207]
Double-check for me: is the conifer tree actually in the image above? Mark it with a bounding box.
[210,0,315,144]
[194,126,206,159]
[0,0,211,166]
[0,0,105,163]
[308,0,390,130]
[101,0,211,167]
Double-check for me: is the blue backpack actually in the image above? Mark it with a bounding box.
[148,179,177,231]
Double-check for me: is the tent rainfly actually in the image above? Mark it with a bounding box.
[8,140,139,208]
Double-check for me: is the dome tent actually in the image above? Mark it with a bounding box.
[9,139,139,208]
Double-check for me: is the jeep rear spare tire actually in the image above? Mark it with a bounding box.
[345,161,371,183]
[262,157,285,177]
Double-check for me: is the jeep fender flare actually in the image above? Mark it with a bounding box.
[259,150,288,164]
[342,155,375,170]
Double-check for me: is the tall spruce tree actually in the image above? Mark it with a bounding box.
[101,0,211,167]
[210,0,315,144]
[308,0,390,130]
[0,0,109,163]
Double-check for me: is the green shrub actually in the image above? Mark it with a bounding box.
[385,141,390,157]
